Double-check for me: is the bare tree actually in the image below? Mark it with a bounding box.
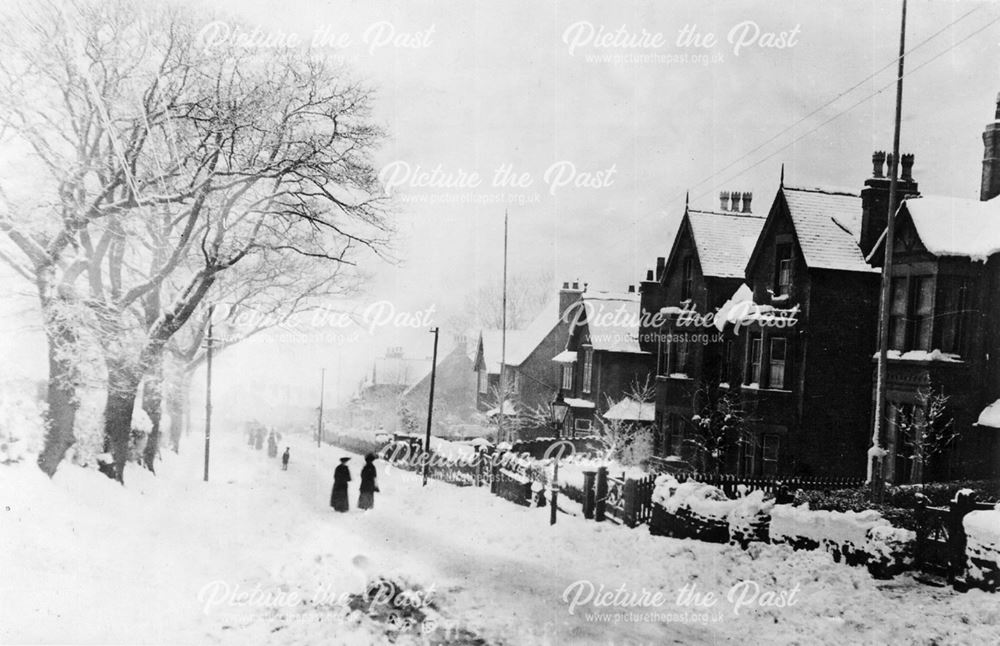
[0,2,391,480]
[686,381,747,474]
[896,385,957,485]
[447,270,555,333]
[594,377,655,465]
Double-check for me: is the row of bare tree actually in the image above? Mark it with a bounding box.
[0,1,391,482]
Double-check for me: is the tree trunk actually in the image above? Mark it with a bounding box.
[165,372,188,453]
[37,319,80,477]
[99,361,141,483]
[141,353,164,472]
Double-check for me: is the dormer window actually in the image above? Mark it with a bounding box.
[775,244,793,297]
[681,256,694,301]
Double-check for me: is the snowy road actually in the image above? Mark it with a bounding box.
[4,432,999,645]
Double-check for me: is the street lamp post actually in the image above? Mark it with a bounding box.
[549,392,569,525]
[204,304,214,482]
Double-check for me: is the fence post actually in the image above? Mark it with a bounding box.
[623,479,638,528]
[490,451,502,495]
[949,490,977,584]
[474,447,482,487]
[582,469,596,520]
[595,466,608,522]
[914,493,928,570]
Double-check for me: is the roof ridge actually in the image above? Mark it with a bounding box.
[783,184,859,198]
[688,208,765,219]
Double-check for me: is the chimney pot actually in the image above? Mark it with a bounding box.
[872,151,886,178]
[655,256,665,279]
[719,191,730,211]
[741,191,752,213]
[562,281,569,289]
[583,282,588,291]
[995,92,1000,120]
[571,281,579,290]
[900,154,914,182]
[645,269,654,281]
[731,191,741,212]
[628,285,635,293]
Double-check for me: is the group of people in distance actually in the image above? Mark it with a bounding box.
[330,453,379,512]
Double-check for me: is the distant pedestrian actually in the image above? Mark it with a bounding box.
[358,454,379,510]
[281,448,290,471]
[330,457,351,512]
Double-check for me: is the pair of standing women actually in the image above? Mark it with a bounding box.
[330,454,379,512]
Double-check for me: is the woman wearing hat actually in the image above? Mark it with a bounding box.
[330,457,351,512]
[358,454,379,510]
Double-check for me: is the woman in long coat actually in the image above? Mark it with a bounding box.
[358,454,378,510]
[330,457,351,512]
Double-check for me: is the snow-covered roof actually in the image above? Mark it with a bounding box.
[714,283,754,331]
[564,397,595,409]
[367,355,432,387]
[902,195,1000,262]
[687,209,765,278]
[976,399,1000,429]
[504,296,563,366]
[575,291,647,354]
[603,398,655,422]
[552,350,577,363]
[476,328,526,374]
[782,186,875,273]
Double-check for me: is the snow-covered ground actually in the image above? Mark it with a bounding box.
[2,433,999,645]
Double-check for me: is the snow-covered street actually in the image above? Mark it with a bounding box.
[3,432,999,645]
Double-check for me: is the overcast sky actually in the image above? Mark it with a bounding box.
[3,0,1000,408]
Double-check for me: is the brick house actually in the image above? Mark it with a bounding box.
[400,337,478,434]
[725,166,909,477]
[642,192,765,467]
[865,98,1000,482]
[554,289,656,438]
[472,282,583,441]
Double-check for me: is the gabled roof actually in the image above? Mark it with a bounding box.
[900,194,1000,262]
[686,209,766,278]
[572,291,647,354]
[475,296,565,372]
[365,355,431,388]
[603,397,655,422]
[780,186,874,273]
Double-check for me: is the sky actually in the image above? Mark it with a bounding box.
[3,0,1000,410]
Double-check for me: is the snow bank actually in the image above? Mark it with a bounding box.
[964,506,1000,590]
[977,399,1000,429]
[727,491,775,548]
[770,505,914,576]
[652,477,774,547]
[0,392,45,463]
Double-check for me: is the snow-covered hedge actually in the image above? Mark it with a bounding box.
[963,505,1000,591]
[651,476,774,545]
[769,504,914,577]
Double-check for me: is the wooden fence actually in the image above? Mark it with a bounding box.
[914,491,996,587]
[673,472,864,498]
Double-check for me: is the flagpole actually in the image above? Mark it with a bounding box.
[872,0,908,495]
[499,210,509,443]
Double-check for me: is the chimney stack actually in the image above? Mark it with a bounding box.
[871,151,886,178]
[719,191,730,211]
[860,150,919,262]
[655,256,665,280]
[741,192,752,213]
[559,280,584,317]
[981,92,1000,201]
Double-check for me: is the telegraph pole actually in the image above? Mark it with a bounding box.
[499,210,509,443]
[204,304,214,482]
[317,368,326,448]
[872,0,908,497]
[423,327,440,486]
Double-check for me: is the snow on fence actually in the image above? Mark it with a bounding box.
[915,490,998,589]
[324,432,387,457]
[672,472,865,498]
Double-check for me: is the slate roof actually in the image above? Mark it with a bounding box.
[782,186,874,273]
[687,209,765,278]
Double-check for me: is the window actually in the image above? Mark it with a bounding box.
[561,363,574,390]
[740,433,756,476]
[582,347,594,393]
[746,336,762,385]
[719,340,733,384]
[913,277,934,352]
[889,275,935,352]
[768,338,787,389]
[668,415,685,456]
[938,277,972,355]
[574,418,593,435]
[762,435,780,476]
[667,338,690,375]
[888,402,916,484]
[889,277,908,350]
[478,369,488,394]
[681,256,695,301]
[774,244,793,296]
